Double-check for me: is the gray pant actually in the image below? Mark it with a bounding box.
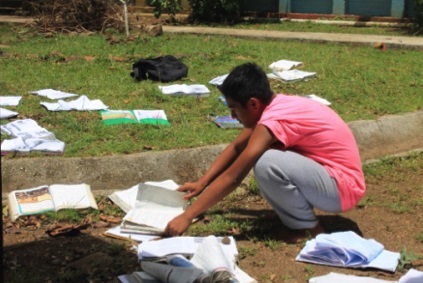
[253,150,342,230]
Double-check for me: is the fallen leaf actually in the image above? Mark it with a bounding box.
[99,214,121,224]
[84,55,95,62]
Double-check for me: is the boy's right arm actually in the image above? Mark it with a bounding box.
[178,128,253,199]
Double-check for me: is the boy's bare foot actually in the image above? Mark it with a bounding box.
[281,222,326,244]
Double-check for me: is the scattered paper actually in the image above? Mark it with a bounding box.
[0,107,18,119]
[159,84,210,96]
[309,272,397,283]
[1,119,65,154]
[30,89,78,99]
[137,236,238,261]
[41,95,108,111]
[268,69,316,82]
[0,96,22,106]
[269,59,303,71]
[209,74,228,86]
[296,231,400,272]
[399,268,423,283]
[101,109,170,126]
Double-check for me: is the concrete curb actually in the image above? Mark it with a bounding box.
[2,111,422,197]
[162,26,423,50]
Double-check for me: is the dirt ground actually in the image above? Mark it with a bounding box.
[2,152,423,283]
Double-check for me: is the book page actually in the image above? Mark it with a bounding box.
[138,236,238,260]
[49,184,98,211]
[8,185,55,221]
[123,206,185,231]
[135,183,186,208]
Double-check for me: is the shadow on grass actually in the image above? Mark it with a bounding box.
[3,231,139,283]
[205,208,362,242]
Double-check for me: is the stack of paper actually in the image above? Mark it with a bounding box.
[118,236,257,283]
[296,231,400,272]
[108,180,186,235]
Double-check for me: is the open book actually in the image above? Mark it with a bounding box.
[115,183,187,235]
[100,110,170,126]
[8,184,98,221]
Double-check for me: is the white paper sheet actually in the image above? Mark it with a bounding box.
[0,96,22,106]
[0,107,18,119]
[41,95,108,111]
[138,236,238,261]
[159,84,210,96]
[30,89,78,99]
[209,74,228,86]
[309,272,397,283]
[269,59,303,71]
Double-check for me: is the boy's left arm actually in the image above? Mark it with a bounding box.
[165,125,276,236]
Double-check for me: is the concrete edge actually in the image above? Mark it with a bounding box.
[2,111,423,198]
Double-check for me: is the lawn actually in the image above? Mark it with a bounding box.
[0,22,422,157]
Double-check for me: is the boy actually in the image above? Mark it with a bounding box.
[165,62,365,242]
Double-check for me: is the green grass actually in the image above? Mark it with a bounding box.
[1,22,422,158]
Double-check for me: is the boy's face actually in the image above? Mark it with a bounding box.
[225,97,262,128]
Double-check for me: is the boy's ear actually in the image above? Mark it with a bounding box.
[248,97,262,110]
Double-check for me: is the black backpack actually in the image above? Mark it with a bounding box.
[130,55,188,82]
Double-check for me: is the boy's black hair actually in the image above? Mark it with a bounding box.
[218,62,273,106]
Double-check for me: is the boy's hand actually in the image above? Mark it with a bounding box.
[177,181,206,200]
[164,213,192,236]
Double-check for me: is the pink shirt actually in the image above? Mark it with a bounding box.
[259,94,365,211]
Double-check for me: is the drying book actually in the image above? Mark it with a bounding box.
[8,184,98,221]
[117,183,187,235]
[101,110,170,126]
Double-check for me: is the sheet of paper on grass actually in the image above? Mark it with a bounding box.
[269,59,303,71]
[159,84,210,96]
[41,95,108,111]
[209,74,228,86]
[0,107,19,119]
[296,231,400,272]
[268,69,316,82]
[1,119,65,154]
[30,89,78,100]
[0,96,22,106]
[101,110,170,126]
